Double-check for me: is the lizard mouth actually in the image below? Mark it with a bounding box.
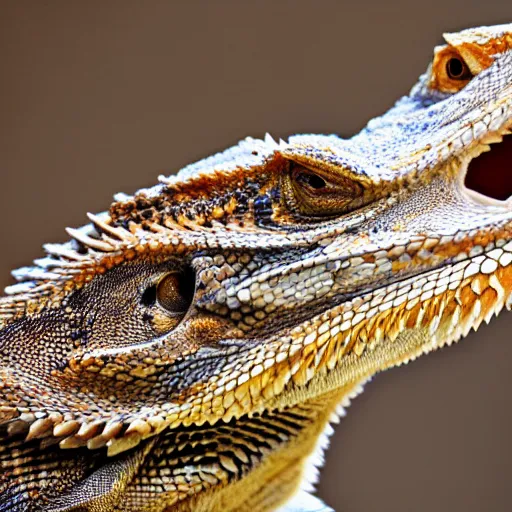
[464,133,512,202]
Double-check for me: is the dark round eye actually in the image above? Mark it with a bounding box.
[156,270,195,313]
[446,57,472,80]
[295,170,327,190]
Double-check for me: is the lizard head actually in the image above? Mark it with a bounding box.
[1,22,512,510]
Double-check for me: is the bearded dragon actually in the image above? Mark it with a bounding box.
[1,23,512,512]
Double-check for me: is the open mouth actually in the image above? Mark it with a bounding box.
[465,134,512,202]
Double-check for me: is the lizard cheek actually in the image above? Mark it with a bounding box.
[183,315,236,347]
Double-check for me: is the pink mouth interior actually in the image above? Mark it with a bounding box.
[465,134,512,201]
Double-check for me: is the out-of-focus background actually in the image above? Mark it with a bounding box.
[1,2,511,511]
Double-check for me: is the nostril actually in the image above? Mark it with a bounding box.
[464,134,512,201]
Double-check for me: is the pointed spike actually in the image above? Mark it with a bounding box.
[43,242,87,260]
[75,420,104,440]
[102,420,124,440]
[107,433,143,456]
[506,292,512,311]
[86,212,136,243]
[87,435,108,450]
[113,192,133,202]
[264,132,278,147]
[158,174,172,185]
[147,416,167,435]
[125,418,151,437]
[60,435,88,449]
[148,222,174,234]
[53,420,80,438]
[26,417,53,441]
[66,227,115,252]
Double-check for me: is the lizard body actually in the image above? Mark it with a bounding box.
[1,23,512,511]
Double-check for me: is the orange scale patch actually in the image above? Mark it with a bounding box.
[405,303,423,329]
[496,265,512,290]
[479,286,498,314]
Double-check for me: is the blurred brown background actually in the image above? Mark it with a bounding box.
[1,1,511,511]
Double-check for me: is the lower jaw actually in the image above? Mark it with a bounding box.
[266,263,512,412]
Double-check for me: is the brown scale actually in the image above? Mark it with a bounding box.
[109,154,289,232]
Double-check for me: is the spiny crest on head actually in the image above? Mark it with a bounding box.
[443,23,512,48]
[0,135,290,323]
[110,148,289,232]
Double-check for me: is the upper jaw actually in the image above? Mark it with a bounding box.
[352,50,512,178]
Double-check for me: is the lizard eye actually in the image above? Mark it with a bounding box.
[139,267,195,335]
[295,169,328,191]
[446,56,472,80]
[156,270,195,313]
[286,163,365,217]
[430,48,474,93]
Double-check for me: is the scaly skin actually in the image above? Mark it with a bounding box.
[1,23,512,512]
